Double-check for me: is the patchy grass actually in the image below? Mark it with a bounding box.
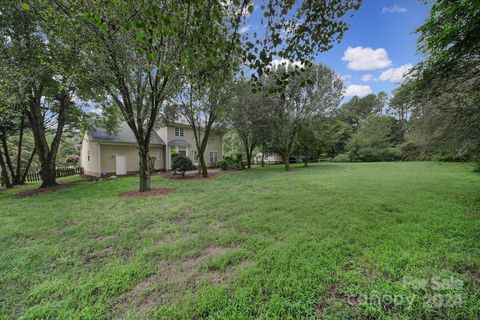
[0,162,479,319]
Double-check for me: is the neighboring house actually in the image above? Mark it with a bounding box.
[80,122,223,177]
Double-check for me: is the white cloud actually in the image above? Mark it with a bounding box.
[340,74,352,82]
[344,84,372,97]
[381,5,407,14]
[270,58,304,70]
[239,25,250,34]
[342,46,392,71]
[379,64,413,83]
[361,74,373,82]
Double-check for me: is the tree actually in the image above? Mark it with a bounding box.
[267,63,343,171]
[346,115,399,161]
[1,1,85,188]
[229,80,273,169]
[316,117,353,158]
[389,83,415,143]
[174,82,230,177]
[406,0,480,163]
[295,122,320,167]
[338,92,388,132]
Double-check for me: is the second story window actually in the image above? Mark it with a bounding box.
[175,127,184,137]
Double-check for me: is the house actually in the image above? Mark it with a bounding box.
[80,122,223,177]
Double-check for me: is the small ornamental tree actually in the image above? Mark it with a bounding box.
[171,155,194,178]
[66,155,80,166]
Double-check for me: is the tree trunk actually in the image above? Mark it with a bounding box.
[261,144,265,167]
[0,151,12,188]
[14,113,25,184]
[20,147,36,184]
[27,88,68,188]
[283,153,290,171]
[198,152,208,177]
[0,134,15,181]
[138,145,151,192]
[40,161,57,188]
[245,144,254,169]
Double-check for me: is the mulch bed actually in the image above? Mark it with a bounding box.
[120,188,175,198]
[15,183,74,199]
[162,171,221,180]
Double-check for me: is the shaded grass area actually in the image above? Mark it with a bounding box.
[0,162,479,319]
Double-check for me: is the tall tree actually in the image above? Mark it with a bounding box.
[338,92,387,132]
[1,1,84,188]
[174,82,230,177]
[267,63,343,170]
[407,0,480,162]
[389,84,415,143]
[229,80,273,169]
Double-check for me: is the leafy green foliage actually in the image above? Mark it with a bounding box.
[402,0,480,166]
[171,154,194,177]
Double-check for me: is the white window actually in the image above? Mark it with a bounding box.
[209,151,218,164]
[175,127,184,137]
[178,149,187,157]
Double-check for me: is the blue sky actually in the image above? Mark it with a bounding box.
[245,1,431,99]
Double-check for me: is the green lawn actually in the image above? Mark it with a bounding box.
[1,162,479,319]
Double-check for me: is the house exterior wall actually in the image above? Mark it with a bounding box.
[161,125,223,169]
[80,133,101,176]
[80,124,223,176]
[99,144,165,175]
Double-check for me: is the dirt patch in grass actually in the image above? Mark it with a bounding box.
[120,188,175,198]
[316,285,358,319]
[113,246,247,317]
[15,183,73,198]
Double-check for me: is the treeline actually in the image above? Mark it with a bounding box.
[226,0,479,170]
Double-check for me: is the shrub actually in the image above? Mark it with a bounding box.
[399,142,424,161]
[66,155,80,165]
[351,147,401,162]
[171,155,194,177]
[220,155,245,170]
[217,160,229,170]
[331,153,350,162]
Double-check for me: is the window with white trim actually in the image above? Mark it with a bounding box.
[175,127,184,137]
[209,151,218,164]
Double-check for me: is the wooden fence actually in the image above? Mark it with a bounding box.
[25,167,84,183]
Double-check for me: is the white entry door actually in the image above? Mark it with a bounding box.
[115,155,127,175]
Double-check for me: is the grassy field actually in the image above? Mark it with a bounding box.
[0,162,479,319]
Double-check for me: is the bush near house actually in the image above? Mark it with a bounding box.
[171,155,194,177]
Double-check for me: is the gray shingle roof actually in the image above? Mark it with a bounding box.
[168,139,190,146]
[91,122,165,145]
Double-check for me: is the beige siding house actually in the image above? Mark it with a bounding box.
[80,122,222,177]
